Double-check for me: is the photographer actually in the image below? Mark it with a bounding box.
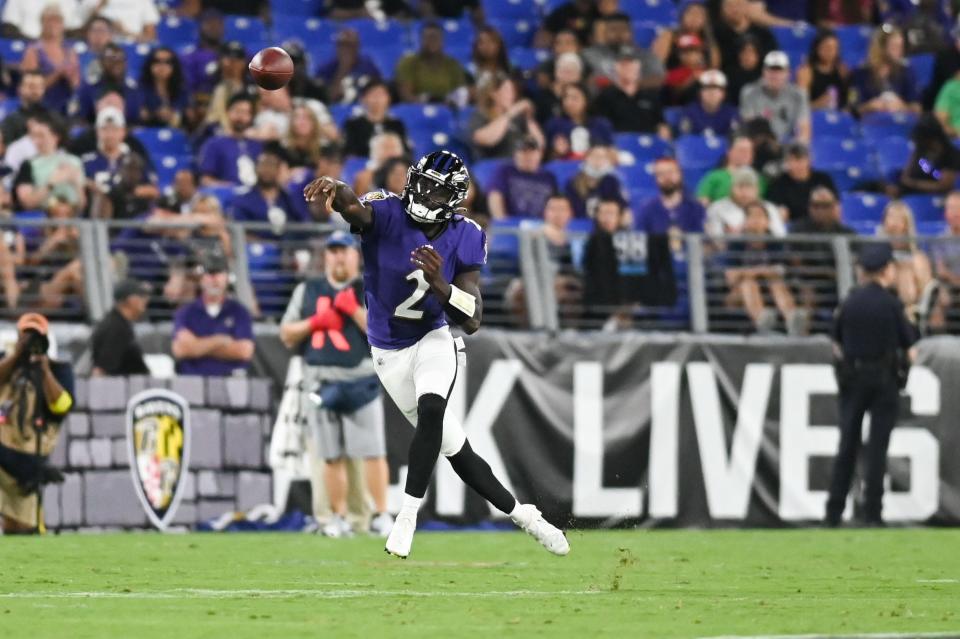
[0,313,73,534]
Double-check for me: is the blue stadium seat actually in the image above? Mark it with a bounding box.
[663,106,683,131]
[120,42,150,79]
[328,103,361,128]
[469,159,505,193]
[269,0,324,15]
[155,154,193,188]
[685,166,711,191]
[827,165,879,192]
[224,15,269,52]
[481,0,539,20]
[841,192,889,224]
[541,0,568,11]
[847,219,879,235]
[407,129,471,159]
[810,137,865,170]
[487,18,536,48]
[910,53,935,94]
[812,110,859,138]
[133,127,191,157]
[444,42,473,68]
[566,217,594,234]
[861,111,918,142]
[0,96,19,120]
[901,194,945,224]
[487,218,541,274]
[675,134,727,169]
[771,24,815,54]
[781,46,806,70]
[622,0,676,26]
[271,15,338,51]
[438,18,475,42]
[366,45,413,80]
[614,133,673,166]
[342,19,411,47]
[619,163,657,191]
[200,185,238,209]
[157,16,198,47]
[246,241,283,271]
[391,103,455,134]
[341,156,367,190]
[874,136,912,178]
[509,47,550,71]
[544,159,581,188]
[917,220,946,236]
[0,39,27,65]
[834,25,872,67]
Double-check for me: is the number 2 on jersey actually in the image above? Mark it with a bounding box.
[394,270,430,319]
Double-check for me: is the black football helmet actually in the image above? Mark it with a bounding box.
[402,150,470,224]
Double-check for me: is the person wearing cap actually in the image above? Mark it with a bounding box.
[316,29,382,105]
[766,142,837,223]
[705,165,785,237]
[395,22,467,104]
[229,142,307,234]
[65,89,155,167]
[181,9,225,96]
[592,45,670,137]
[82,106,157,201]
[90,279,151,376]
[280,230,393,538]
[70,43,140,125]
[826,242,918,527]
[343,80,408,159]
[487,134,558,220]
[663,33,709,105]
[582,13,664,89]
[677,69,740,137]
[197,92,262,187]
[0,312,73,534]
[739,50,810,144]
[171,249,254,377]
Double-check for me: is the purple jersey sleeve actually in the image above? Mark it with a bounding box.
[357,190,396,237]
[456,217,488,273]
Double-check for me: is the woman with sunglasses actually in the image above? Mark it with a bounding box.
[136,47,188,127]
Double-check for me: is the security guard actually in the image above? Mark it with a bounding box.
[826,242,917,527]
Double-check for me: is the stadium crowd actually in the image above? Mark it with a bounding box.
[0,0,959,335]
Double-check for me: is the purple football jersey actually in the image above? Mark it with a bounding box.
[358,190,487,350]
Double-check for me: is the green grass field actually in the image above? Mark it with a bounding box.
[1,529,958,638]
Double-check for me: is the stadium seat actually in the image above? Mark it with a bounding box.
[810,137,865,170]
[771,24,815,55]
[622,0,676,26]
[481,0,539,21]
[133,127,191,157]
[781,46,806,70]
[269,0,324,16]
[341,156,368,190]
[675,134,727,169]
[847,219,879,235]
[271,15,338,51]
[632,22,659,49]
[618,162,657,191]
[487,18,536,48]
[155,154,193,188]
[917,220,946,235]
[861,112,918,142]
[874,136,912,178]
[0,39,27,65]
[407,129,471,159]
[614,133,673,166]
[366,45,413,80]
[544,159,581,188]
[827,165,879,192]
[247,241,283,271]
[0,96,19,120]
[487,218,541,275]
[328,103,361,128]
[841,192,889,224]
[812,110,859,138]
[342,19,411,48]
[469,159,505,192]
[120,42,150,78]
[566,217,594,234]
[223,15,269,52]
[157,16,198,47]
[900,194,945,224]
[509,47,550,71]
[834,25,872,67]
[663,106,683,132]
[910,53,935,94]
[391,104,455,135]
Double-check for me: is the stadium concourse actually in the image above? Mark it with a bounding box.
[2,1,960,637]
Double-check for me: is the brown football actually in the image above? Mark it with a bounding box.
[248,47,294,90]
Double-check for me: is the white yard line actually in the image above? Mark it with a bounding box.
[702,633,960,639]
[0,588,604,600]
[916,579,959,584]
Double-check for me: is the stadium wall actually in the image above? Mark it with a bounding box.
[42,327,960,529]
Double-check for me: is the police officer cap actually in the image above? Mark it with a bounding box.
[860,242,894,273]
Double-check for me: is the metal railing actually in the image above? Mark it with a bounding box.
[5,217,959,336]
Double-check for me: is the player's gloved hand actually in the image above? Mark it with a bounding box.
[333,287,360,316]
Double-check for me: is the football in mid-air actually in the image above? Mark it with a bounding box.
[248,47,294,90]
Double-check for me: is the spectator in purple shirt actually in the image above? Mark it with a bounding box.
[316,28,382,105]
[180,9,225,96]
[676,69,740,137]
[229,143,306,234]
[172,249,254,376]
[637,158,706,240]
[197,92,262,186]
[544,83,614,161]
[487,135,558,220]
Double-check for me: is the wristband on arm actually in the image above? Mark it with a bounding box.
[444,284,476,325]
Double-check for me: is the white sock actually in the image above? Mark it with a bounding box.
[399,494,423,517]
[508,500,522,521]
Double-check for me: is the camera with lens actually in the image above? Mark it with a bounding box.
[23,329,49,358]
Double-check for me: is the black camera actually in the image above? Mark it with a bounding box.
[23,329,49,357]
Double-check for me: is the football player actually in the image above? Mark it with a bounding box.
[304,150,569,559]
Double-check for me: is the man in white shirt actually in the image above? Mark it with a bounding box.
[79,0,159,42]
[706,166,786,237]
[1,0,82,39]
